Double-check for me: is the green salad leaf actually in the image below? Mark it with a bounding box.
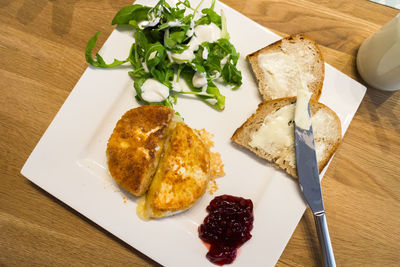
[85,0,242,111]
[195,8,221,27]
[221,10,230,40]
[85,32,128,68]
[111,5,151,25]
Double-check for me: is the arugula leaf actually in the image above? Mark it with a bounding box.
[164,97,175,109]
[195,8,221,27]
[111,5,151,25]
[140,42,174,88]
[135,31,149,51]
[217,38,240,64]
[170,31,187,43]
[221,9,230,39]
[210,0,216,10]
[198,43,221,75]
[145,43,166,69]
[177,0,191,9]
[180,67,225,110]
[164,7,186,21]
[85,32,128,68]
[180,67,196,89]
[85,0,242,112]
[197,40,237,77]
[204,81,225,110]
[132,77,147,103]
[128,20,140,29]
[128,43,140,68]
[222,62,242,89]
[128,68,147,79]
[164,37,177,49]
[163,29,189,51]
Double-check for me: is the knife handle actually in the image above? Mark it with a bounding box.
[314,212,336,267]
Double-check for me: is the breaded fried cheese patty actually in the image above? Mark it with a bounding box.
[106,105,175,196]
[137,122,210,219]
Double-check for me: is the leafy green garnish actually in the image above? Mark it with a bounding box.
[85,0,242,111]
[111,5,151,25]
[85,32,128,68]
[221,10,230,40]
[195,8,221,27]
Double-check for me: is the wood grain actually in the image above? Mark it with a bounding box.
[1,0,399,266]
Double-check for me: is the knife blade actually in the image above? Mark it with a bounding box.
[294,104,336,267]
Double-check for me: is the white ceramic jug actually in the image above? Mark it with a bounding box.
[357,14,400,91]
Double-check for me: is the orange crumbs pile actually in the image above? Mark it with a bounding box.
[195,129,225,194]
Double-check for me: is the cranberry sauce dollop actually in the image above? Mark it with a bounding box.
[198,195,254,265]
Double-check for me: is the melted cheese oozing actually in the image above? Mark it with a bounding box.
[136,196,149,220]
[141,79,170,102]
[249,105,295,154]
[136,127,224,220]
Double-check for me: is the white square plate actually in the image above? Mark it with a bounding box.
[21,0,366,266]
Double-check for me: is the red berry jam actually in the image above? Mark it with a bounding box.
[199,195,254,265]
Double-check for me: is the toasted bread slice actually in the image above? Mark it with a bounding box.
[138,121,210,219]
[106,105,175,196]
[231,98,341,178]
[247,34,324,101]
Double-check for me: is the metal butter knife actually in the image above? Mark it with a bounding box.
[294,105,336,267]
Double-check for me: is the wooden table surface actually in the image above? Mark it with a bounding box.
[1,0,399,266]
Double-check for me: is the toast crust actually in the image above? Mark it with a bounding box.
[247,34,324,101]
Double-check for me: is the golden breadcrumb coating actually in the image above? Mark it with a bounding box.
[141,122,210,218]
[106,105,174,196]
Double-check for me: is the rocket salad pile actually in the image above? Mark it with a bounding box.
[85,0,242,110]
